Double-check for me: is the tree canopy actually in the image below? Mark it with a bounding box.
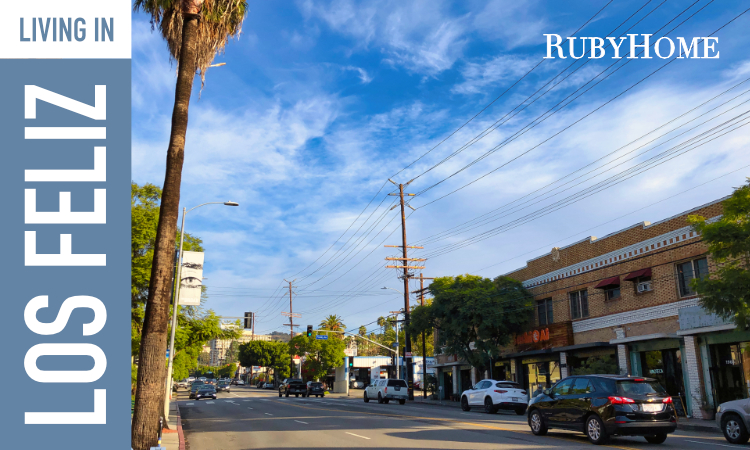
[289,333,346,381]
[238,340,291,381]
[408,274,533,372]
[689,179,750,326]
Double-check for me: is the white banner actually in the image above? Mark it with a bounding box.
[178,251,204,306]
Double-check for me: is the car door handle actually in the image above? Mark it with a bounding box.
[580,397,591,401]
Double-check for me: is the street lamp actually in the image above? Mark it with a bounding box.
[381,286,403,295]
[164,200,239,419]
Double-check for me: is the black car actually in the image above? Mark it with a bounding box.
[188,381,205,399]
[279,378,307,398]
[217,382,231,393]
[527,375,676,445]
[306,381,325,398]
[195,386,217,401]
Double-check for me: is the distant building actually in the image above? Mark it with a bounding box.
[208,325,280,366]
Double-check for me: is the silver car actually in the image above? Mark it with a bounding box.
[716,398,750,444]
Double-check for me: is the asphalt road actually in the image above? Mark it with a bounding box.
[178,386,736,450]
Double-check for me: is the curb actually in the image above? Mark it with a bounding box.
[676,422,721,434]
[176,402,186,450]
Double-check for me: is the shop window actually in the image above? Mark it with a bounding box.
[676,257,709,297]
[537,298,553,326]
[604,286,621,301]
[569,290,589,320]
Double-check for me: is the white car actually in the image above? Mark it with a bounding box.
[350,380,365,389]
[364,378,408,405]
[461,379,528,415]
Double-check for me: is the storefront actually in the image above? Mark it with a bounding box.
[522,356,561,396]
[627,337,687,401]
[493,360,513,382]
[506,322,575,395]
[566,346,618,375]
[708,341,750,405]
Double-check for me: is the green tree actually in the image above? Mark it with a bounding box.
[408,274,533,373]
[171,312,240,381]
[218,363,237,378]
[130,1,249,448]
[238,341,291,385]
[319,314,346,338]
[689,180,750,326]
[290,333,347,381]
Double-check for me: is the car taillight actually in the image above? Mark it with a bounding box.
[494,390,507,394]
[385,387,387,394]
[662,397,673,404]
[521,391,527,395]
[608,396,635,404]
[633,378,645,382]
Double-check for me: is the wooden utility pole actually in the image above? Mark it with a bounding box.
[384,179,423,400]
[412,274,434,399]
[282,279,300,377]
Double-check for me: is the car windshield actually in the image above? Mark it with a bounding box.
[496,382,521,389]
[616,380,667,396]
[310,383,322,387]
[387,380,408,387]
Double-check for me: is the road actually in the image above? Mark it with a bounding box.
[178,386,733,449]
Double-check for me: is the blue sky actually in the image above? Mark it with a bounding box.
[132,0,750,336]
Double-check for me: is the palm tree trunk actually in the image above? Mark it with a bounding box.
[131,11,200,450]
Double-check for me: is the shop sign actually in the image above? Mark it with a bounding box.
[516,328,550,345]
[678,305,733,330]
[725,359,739,366]
[649,369,664,374]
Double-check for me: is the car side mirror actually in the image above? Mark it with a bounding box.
[544,388,552,396]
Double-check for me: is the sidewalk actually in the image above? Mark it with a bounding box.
[160,400,186,450]
[675,417,720,434]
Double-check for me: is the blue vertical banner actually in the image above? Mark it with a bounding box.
[0,2,131,449]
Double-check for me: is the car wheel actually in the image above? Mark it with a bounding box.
[585,415,609,445]
[644,434,668,444]
[364,392,369,403]
[286,392,289,398]
[484,397,497,414]
[384,399,390,404]
[722,414,750,444]
[377,393,383,404]
[399,399,406,405]
[528,409,547,436]
[515,407,527,415]
[278,392,282,397]
[461,396,470,411]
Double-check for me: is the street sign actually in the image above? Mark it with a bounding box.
[166,350,169,359]
[405,352,412,358]
[315,335,328,340]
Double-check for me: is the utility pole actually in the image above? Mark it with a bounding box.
[389,311,404,380]
[412,274,434,399]
[385,179,424,400]
[282,279,300,378]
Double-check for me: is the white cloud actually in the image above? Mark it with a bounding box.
[453,55,539,95]
[299,0,469,75]
[344,66,373,84]
[472,0,548,49]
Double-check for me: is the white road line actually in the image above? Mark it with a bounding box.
[264,413,273,416]
[685,440,740,448]
[294,420,308,424]
[185,403,194,406]
[345,432,370,440]
[225,400,235,403]
[205,401,215,404]
[247,407,253,410]
[243,400,251,402]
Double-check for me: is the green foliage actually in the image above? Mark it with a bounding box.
[238,340,291,381]
[408,274,533,372]
[218,363,237,378]
[319,315,346,339]
[571,355,619,375]
[289,333,346,381]
[171,312,241,380]
[689,179,750,326]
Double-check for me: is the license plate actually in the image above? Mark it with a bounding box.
[395,387,400,390]
[642,404,662,412]
[512,397,519,402]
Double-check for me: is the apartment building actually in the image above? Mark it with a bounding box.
[435,196,744,418]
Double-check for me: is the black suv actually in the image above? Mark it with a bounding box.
[279,378,307,398]
[527,375,676,445]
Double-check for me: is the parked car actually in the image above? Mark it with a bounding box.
[279,378,307,397]
[263,382,276,390]
[527,375,677,445]
[195,386,217,401]
[364,378,408,405]
[187,377,196,383]
[717,398,750,444]
[198,377,207,382]
[256,381,265,388]
[217,381,231,393]
[460,379,528,415]
[307,381,326,398]
[236,379,245,385]
[350,379,365,389]
[175,379,190,389]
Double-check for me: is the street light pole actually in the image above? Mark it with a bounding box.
[164,201,238,420]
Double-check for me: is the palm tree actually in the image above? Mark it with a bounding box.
[131,1,247,449]
[319,315,346,338]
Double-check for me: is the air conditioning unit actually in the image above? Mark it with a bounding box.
[637,281,653,293]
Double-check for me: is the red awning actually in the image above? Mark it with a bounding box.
[595,276,620,289]
[624,268,652,281]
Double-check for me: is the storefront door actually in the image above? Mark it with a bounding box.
[639,349,685,397]
[524,360,561,396]
[710,343,748,406]
[442,370,453,400]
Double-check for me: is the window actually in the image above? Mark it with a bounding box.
[604,286,620,301]
[571,377,594,394]
[537,298,554,325]
[477,380,492,390]
[677,257,709,296]
[569,290,589,319]
[552,378,573,396]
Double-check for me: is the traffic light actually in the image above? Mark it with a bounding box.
[244,312,253,329]
[348,356,354,368]
[306,325,313,337]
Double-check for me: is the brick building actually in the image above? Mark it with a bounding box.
[434,196,748,419]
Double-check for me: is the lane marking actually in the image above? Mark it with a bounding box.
[345,432,370,440]
[294,420,308,424]
[247,407,253,410]
[686,440,741,448]
[243,400,251,402]
[185,403,194,406]
[264,413,273,416]
[205,401,215,404]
